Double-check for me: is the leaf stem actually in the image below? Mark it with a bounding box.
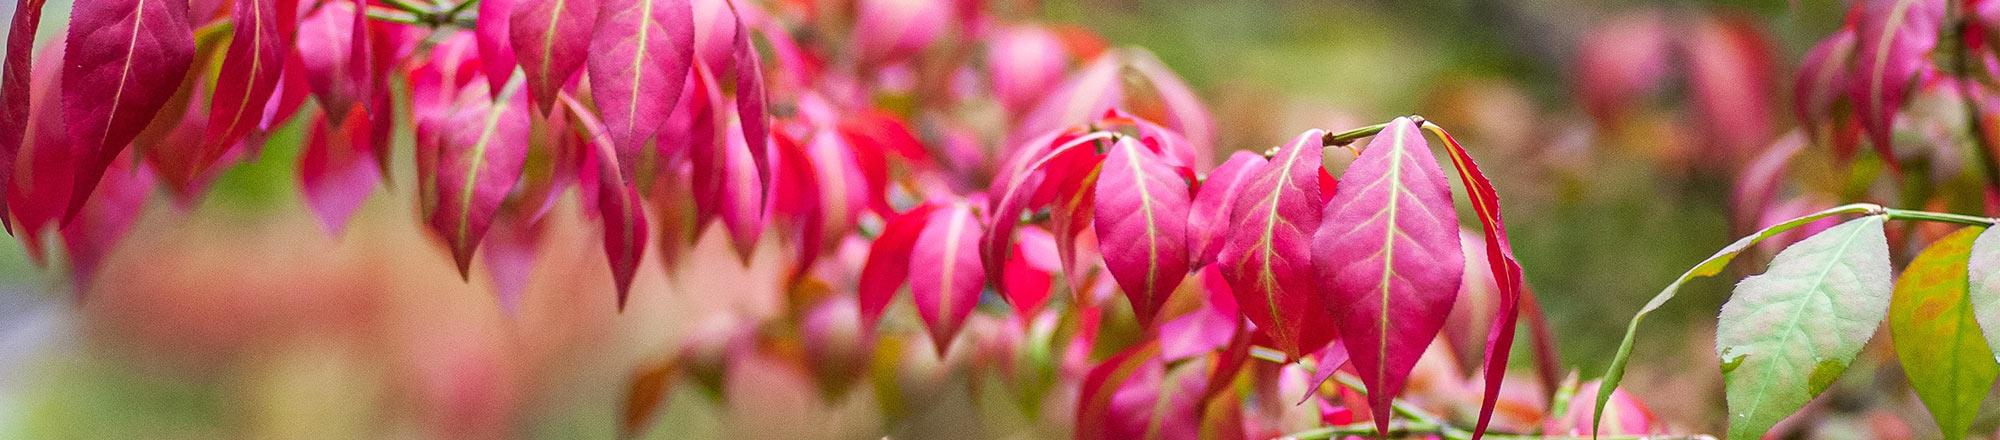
[365,6,427,25]
[1883,208,1998,226]
[1323,121,1393,146]
[444,0,481,20]
[379,0,436,16]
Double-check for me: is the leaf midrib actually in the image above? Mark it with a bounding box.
[1736,217,1874,431]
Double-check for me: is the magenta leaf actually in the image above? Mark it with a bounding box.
[1849,0,1943,161]
[587,0,696,160]
[1187,151,1266,268]
[728,0,770,198]
[716,115,765,261]
[478,0,520,97]
[599,180,650,309]
[0,0,48,233]
[1218,130,1335,359]
[1431,124,1532,440]
[428,75,533,279]
[909,203,986,357]
[200,0,284,178]
[61,0,196,222]
[1312,117,1463,437]
[9,43,79,245]
[1093,136,1193,328]
[1795,27,1856,148]
[296,1,364,120]
[857,204,938,330]
[299,105,381,235]
[511,0,600,113]
[61,151,153,292]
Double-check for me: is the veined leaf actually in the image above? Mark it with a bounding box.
[62,0,196,222]
[1313,117,1463,436]
[429,75,533,279]
[1428,123,1531,440]
[1094,137,1193,328]
[909,203,986,357]
[1849,0,1943,162]
[1593,203,1880,433]
[200,0,284,176]
[1968,228,2000,376]
[0,0,48,233]
[588,0,695,159]
[1891,227,1996,439]
[1716,215,1892,440]
[511,0,600,113]
[1218,129,1334,359]
[1187,151,1266,268]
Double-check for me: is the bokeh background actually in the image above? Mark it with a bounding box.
[0,0,1941,438]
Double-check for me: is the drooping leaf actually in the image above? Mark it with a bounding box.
[600,180,650,309]
[1716,215,1892,440]
[1218,130,1335,359]
[62,0,196,221]
[10,42,79,248]
[588,0,695,160]
[715,116,765,262]
[296,1,364,119]
[61,151,153,292]
[1890,226,1996,439]
[1187,151,1265,268]
[0,0,49,233]
[909,203,986,356]
[1795,28,1856,149]
[1428,123,1531,440]
[1849,0,1943,163]
[478,0,520,97]
[1094,137,1193,328]
[199,0,284,177]
[1003,226,1059,318]
[727,0,770,196]
[1593,203,1879,432]
[1313,117,1463,436]
[857,204,938,330]
[511,0,600,112]
[299,105,381,235]
[429,75,533,279]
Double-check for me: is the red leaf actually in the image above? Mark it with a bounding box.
[1429,123,1533,440]
[299,105,381,235]
[1312,117,1463,437]
[428,76,533,279]
[1684,14,1780,161]
[588,0,695,160]
[1187,151,1266,268]
[1004,226,1059,318]
[1218,130,1335,359]
[909,203,986,356]
[296,1,365,120]
[61,0,196,222]
[677,63,727,232]
[1796,27,1857,149]
[1850,0,1944,162]
[511,0,599,112]
[716,116,765,261]
[199,0,284,177]
[477,0,520,97]
[61,151,153,291]
[1074,339,1224,440]
[857,203,938,330]
[0,0,49,233]
[600,180,649,309]
[983,131,1111,291]
[728,0,770,198]
[1094,136,1193,328]
[9,43,78,246]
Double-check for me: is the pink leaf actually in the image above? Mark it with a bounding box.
[587,0,695,161]
[1003,226,1059,318]
[987,24,1071,115]
[200,0,284,177]
[728,0,770,198]
[0,0,49,233]
[10,43,78,247]
[478,0,520,97]
[716,116,765,262]
[857,204,938,330]
[1850,0,1944,162]
[1187,151,1266,268]
[1684,14,1779,162]
[1218,130,1335,359]
[296,1,364,120]
[909,203,986,357]
[428,76,533,279]
[483,208,542,314]
[511,0,599,113]
[1796,27,1857,149]
[61,0,195,222]
[1312,117,1463,437]
[299,105,381,235]
[61,151,153,292]
[600,180,649,309]
[1093,136,1193,328]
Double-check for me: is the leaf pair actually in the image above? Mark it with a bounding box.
[857,203,987,356]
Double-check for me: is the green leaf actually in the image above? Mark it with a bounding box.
[1593,203,1879,433]
[1891,227,1996,439]
[1717,215,1892,440]
[1968,227,2000,369]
